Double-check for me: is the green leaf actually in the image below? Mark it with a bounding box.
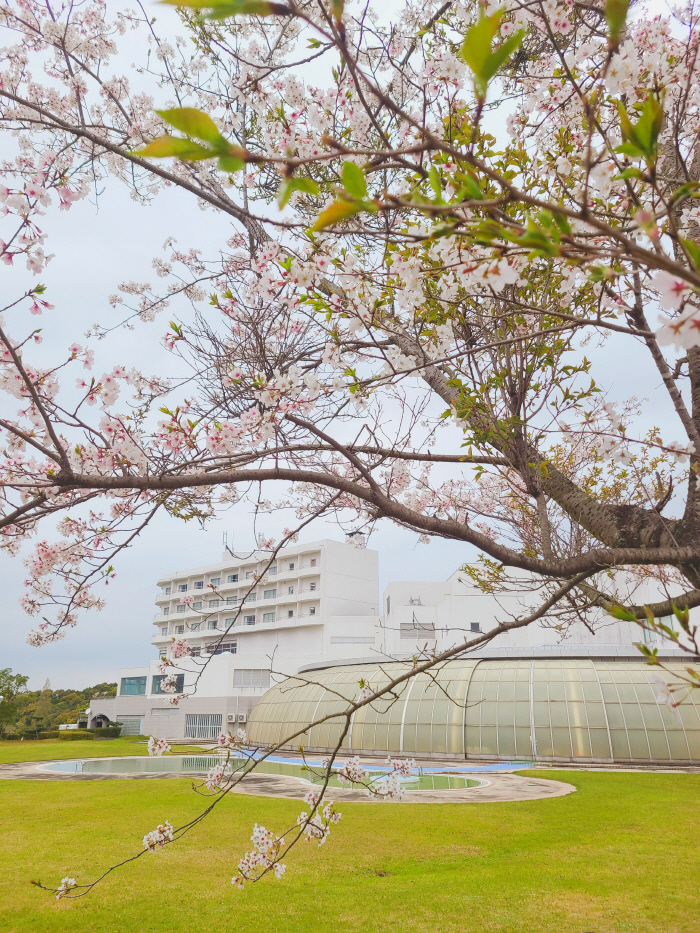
[277,175,319,208]
[131,135,211,159]
[428,166,443,202]
[218,153,245,173]
[605,0,631,49]
[311,200,363,231]
[161,0,288,19]
[681,237,700,272]
[616,97,663,166]
[455,171,483,201]
[607,604,638,622]
[460,12,524,100]
[329,0,344,18]
[342,161,367,199]
[156,107,223,144]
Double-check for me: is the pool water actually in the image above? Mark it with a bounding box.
[40,755,482,790]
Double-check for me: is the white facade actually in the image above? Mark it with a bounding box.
[91,541,693,739]
[91,539,383,738]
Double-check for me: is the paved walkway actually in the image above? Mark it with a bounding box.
[0,759,576,803]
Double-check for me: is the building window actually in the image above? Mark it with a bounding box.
[165,587,171,595]
[210,577,220,586]
[159,649,167,659]
[178,584,188,592]
[288,562,295,570]
[163,607,169,616]
[175,624,185,634]
[207,620,218,630]
[310,607,316,616]
[160,626,167,636]
[194,581,204,590]
[310,558,317,567]
[191,601,201,610]
[224,617,236,627]
[287,610,294,618]
[208,641,237,655]
[269,566,277,575]
[244,593,256,603]
[176,605,186,613]
[228,573,239,583]
[208,599,221,608]
[246,571,254,580]
[470,623,481,633]
[310,582,316,591]
[184,713,222,739]
[191,622,201,631]
[233,669,270,689]
[120,676,147,696]
[244,615,256,625]
[152,674,184,694]
[288,586,294,595]
[264,589,277,598]
[226,596,238,605]
[263,612,275,623]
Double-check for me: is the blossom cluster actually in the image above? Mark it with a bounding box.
[148,736,171,757]
[143,821,174,852]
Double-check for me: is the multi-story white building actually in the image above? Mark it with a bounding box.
[90,539,383,738]
[90,540,692,741]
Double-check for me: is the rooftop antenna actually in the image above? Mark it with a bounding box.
[223,531,234,557]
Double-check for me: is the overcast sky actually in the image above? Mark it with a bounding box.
[0,0,684,690]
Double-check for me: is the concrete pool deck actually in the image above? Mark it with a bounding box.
[0,757,576,803]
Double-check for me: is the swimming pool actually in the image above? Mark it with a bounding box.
[38,755,486,790]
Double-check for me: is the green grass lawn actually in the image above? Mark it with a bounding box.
[0,738,204,764]
[0,770,697,933]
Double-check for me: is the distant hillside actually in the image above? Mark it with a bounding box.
[3,681,117,734]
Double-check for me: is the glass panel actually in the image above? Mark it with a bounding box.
[497,727,516,757]
[534,727,553,757]
[647,730,670,760]
[514,703,530,727]
[479,727,498,755]
[497,703,514,726]
[514,728,532,758]
[415,725,432,753]
[570,728,591,758]
[621,704,644,730]
[667,729,691,760]
[627,730,650,759]
[606,704,625,728]
[548,683,566,702]
[551,727,572,758]
[585,704,607,728]
[480,702,498,725]
[549,704,569,728]
[589,729,611,758]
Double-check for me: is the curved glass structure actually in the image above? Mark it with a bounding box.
[248,659,700,763]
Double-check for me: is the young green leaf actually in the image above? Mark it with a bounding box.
[607,604,638,622]
[131,135,211,160]
[681,237,700,272]
[277,175,319,208]
[428,166,444,202]
[161,0,291,19]
[218,153,245,173]
[156,107,223,144]
[342,161,367,199]
[311,200,363,231]
[460,12,524,100]
[605,0,631,49]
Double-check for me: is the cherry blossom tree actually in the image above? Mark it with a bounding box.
[4,0,700,893]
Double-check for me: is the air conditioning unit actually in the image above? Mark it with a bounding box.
[226,714,236,723]
[237,713,247,723]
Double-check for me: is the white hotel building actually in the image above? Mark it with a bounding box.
[89,538,691,743]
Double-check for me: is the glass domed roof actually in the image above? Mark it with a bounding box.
[248,659,700,764]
